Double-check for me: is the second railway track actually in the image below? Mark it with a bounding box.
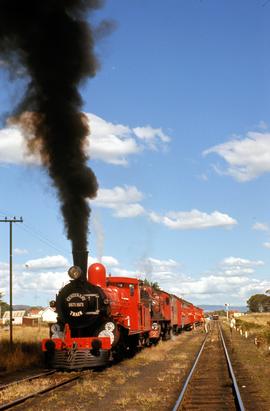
[173,320,245,411]
[0,370,80,411]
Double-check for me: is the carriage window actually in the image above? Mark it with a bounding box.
[129,284,134,296]
[166,297,170,305]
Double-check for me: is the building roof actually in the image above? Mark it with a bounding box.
[2,310,25,318]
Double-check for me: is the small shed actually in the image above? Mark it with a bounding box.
[22,317,40,327]
[26,308,43,318]
[2,310,26,325]
[41,307,57,324]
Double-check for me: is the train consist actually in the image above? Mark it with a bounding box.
[42,259,204,370]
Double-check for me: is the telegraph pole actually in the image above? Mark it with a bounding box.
[0,217,23,349]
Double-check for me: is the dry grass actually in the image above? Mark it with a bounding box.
[114,396,131,408]
[226,313,270,347]
[0,340,43,372]
[0,326,48,372]
[240,313,270,327]
[0,325,49,342]
[135,391,160,408]
[129,338,181,366]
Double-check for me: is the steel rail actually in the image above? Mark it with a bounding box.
[219,323,246,411]
[172,333,209,411]
[0,375,80,411]
[0,370,56,391]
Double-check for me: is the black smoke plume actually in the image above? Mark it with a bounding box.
[0,1,106,255]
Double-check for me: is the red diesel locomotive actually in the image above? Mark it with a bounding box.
[42,261,203,370]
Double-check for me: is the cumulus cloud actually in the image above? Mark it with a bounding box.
[204,131,270,182]
[215,256,264,277]
[252,222,269,231]
[93,185,237,231]
[148,209,237,230]
[0,113,171,167]
[101,256,119,267]
[25,255,69,270]
[263,242,270,249]
[1,253,269,306]
[132,126,170,151]
[17,270,68,292]
[169,274,270,305]
[92,185,145,218]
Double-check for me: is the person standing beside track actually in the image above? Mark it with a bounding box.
[230,316,236,336]
[204,316,211,333]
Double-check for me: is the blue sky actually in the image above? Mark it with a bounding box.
[1,0,270,307]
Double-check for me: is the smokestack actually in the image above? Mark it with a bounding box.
[0,1,113,258]
[72,250,89,280]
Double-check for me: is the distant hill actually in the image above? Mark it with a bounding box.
[13,305,31,310]
[198,304,247,313]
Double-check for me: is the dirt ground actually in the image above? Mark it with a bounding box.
[10,327,205,411]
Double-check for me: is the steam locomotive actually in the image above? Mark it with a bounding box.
[42,255,203,370]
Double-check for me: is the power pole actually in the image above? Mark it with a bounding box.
[0,217,23,349]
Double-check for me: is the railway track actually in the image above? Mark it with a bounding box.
[0,370,56,391]
[172,320,245,411]
[0,370,80,410]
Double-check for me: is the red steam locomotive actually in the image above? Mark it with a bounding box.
[42,262,203,370]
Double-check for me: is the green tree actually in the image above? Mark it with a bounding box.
[0,292,9,318]
[142,279,160,290]
[247,294,270,312]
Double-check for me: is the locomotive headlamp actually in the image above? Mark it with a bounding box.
[68,265,82,280]
[105,322,115,332]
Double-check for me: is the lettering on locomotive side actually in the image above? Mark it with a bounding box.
[66,293,86,302]
[70,311,83,317]
[68,302,84,307]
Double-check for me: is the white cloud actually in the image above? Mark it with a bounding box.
[94,186,236,230]
[17,270,68,292]
[0,126,39,165]
[216,256,264,277]
[88,113,140,165]
[252,222,269,231]
[204,131,270,182]
[133,126,170,150]
[149,209,237,230]
[101,256,119,267]
[14,248,28,255]
[263,242,270,249]
[92,185,145,218]
[85,114,171,164]
[111,267,141,278]
[221,256,264,268]
[24,255,69,270]
[1,252,269,306]
[0,113,171,167]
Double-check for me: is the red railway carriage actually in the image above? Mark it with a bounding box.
[181,299,195,329]
[171,295,183,334]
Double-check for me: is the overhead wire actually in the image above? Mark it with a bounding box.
[0,208,69,255]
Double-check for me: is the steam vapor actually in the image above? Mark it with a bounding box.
[0,0,106,253]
